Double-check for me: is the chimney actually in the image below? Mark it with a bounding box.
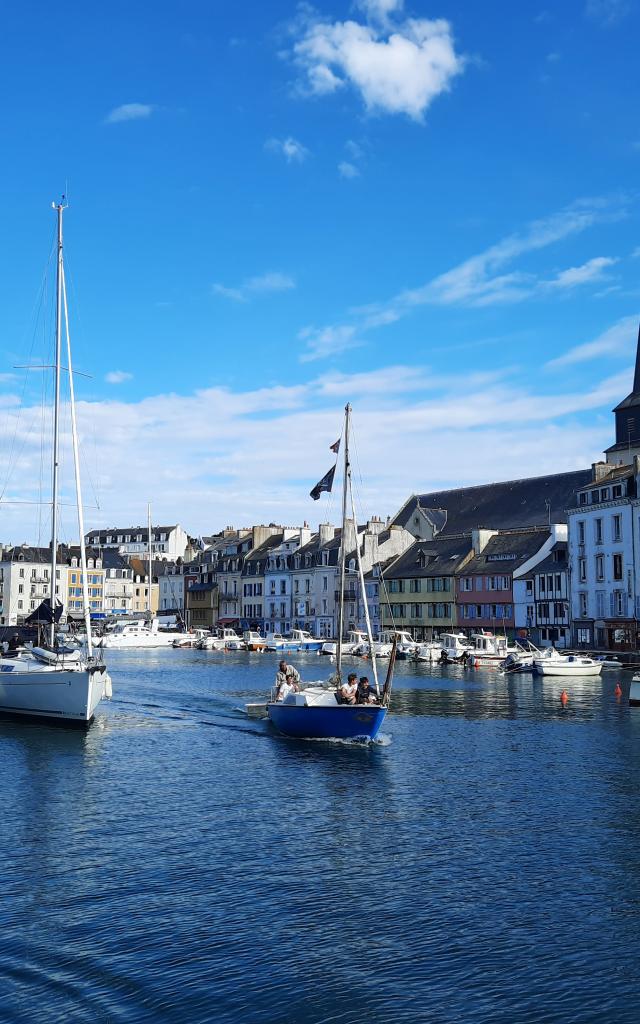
[472,528,498,554]
[318,523,335,546]
[342,517,357,554]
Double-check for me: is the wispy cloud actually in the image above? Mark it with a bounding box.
[298,324,360,362]
[213,272,296,303]
[545,314,639,368]
[105,103,155,124]
[265,136,310,163]
[105,370,133,384]
[338,161,360,179]
[295,197,628,360]
[585,0,631,25]
[289,3,465,121]
[545,256,618,290]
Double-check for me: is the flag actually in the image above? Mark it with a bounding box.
[330,439,340,454]
[310,465,336,500]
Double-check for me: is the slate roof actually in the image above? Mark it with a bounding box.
[392,469,593,538]
[384,537,473,580]
[460,529,551,575]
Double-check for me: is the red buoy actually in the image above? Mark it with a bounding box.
[560,689,569,706]
[615,682,623,699]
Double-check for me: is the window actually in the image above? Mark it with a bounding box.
[614,591,625,616]
[590,490,600,504]
[596,555,604,581]
[460,578,473,592]
[612,515,622,542]
[579,593,588,617]
[578,521,585,544]
[613,553,623,580]
[555,574,562,591]
[577,628,591,644]
[526,580,533,596]
[294,580,299,594]
[595,519,603,544]
[613,484,623,498]
[411,604,423,618]
[539,576,546,593]
[409,579,421,593]
[579,492,587,505]
[323,576,328,592]
[579,559,586,583]
[475,577,483,591]
[600,487,610,501]
[596,591,606,618]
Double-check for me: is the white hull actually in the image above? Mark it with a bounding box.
[99,634,174,649]
[536,661,602,677]
[630,675,640,706]
[0,662,112,722]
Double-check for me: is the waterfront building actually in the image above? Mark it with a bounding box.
[568,463,637,649]
[186,581,218,629]
[158,561,199,618]
[241,534,286,633]
[381,536,474,639]
[0,545,65,626]
[567,328,640,650]
[263,527,312,635]
[457,528,553,637]
[85,523,190,562]
[530,541,570,648]
[215,526,283,628]
[289,524,338,638]
[62,547,105,621]
[102,550,136,617]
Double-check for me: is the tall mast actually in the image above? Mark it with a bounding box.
[336,403,350,681]
[49,201,65,645]
[61,257,94,657]
[147,502,153,616]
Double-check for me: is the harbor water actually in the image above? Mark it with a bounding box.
[1,650,639,1023]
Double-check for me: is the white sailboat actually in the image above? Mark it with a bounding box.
[0,201,112,723]
[96,505,174,648]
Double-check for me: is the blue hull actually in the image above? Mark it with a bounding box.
[267,703,386,740]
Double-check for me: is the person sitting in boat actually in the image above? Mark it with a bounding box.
[338,672,358,705]
[356,676,377,704]
[275,661,301,701]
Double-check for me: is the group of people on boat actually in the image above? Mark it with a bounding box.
[273,661,379,705]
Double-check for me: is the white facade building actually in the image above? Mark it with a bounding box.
[85,524,190,562]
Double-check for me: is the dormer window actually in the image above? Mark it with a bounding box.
[579,492,587,505]
[613,484,623,498]
[590,490,600,504]
[600,488,610,501]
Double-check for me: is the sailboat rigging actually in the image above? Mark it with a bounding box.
[0,200,112,723]
[266,403,391,741]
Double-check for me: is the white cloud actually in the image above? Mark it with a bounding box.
[291,7,465,120]
[298,324,360,361]
[0,366,628,541]
[355,1,405,20]
[105,103,154,124]
[545,256,617,289]
[265,136,310,162]
[291,197,628,362]
[105,370,133,384]
[338,160,360,178]
[585,0,630,25]
[213,271,295,302]
[546,314,639,368]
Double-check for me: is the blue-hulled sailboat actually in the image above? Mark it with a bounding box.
[266,404,393,742]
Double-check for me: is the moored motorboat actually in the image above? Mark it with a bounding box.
[243,630,267,651]
[535,650,602,676]
[321,630,366,656]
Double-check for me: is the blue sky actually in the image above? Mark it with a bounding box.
[1,0,639,542]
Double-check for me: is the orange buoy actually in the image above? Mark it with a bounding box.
[560,689,569,706]
[614,682,623,698]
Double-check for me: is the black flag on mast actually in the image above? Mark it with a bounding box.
[310,465,336,501]
[329,439,340,454]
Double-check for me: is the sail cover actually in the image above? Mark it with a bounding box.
[24,598,64,625]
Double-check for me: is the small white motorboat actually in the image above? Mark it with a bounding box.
[535,651,602,677]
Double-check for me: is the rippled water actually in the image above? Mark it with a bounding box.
[1,650,639,1023]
